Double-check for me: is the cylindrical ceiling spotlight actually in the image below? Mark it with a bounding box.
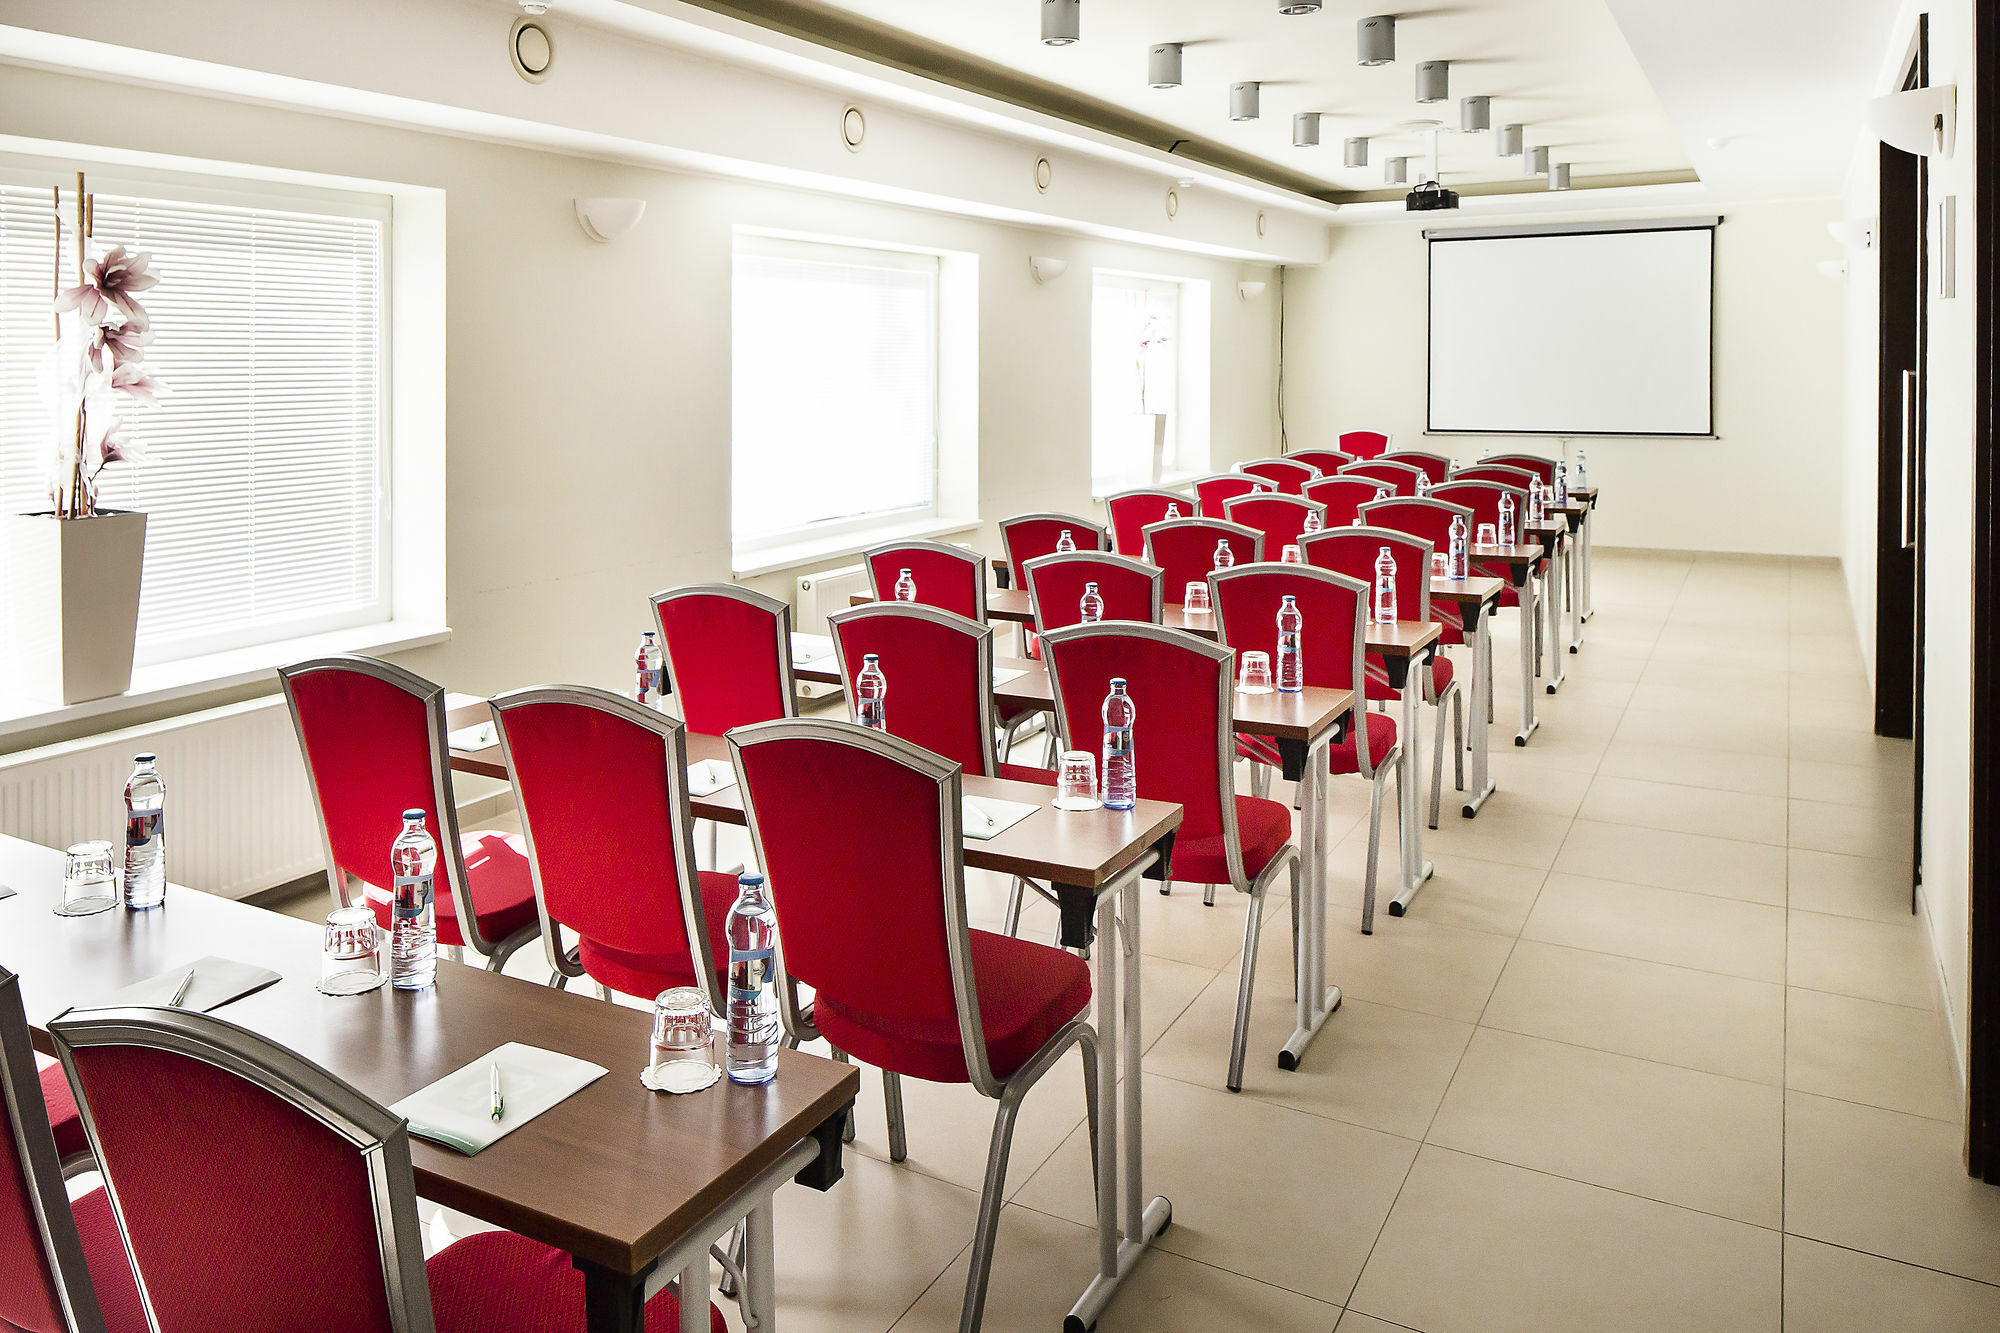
[1041,0,1079,47]
[1461,95,1491,133]
[1416,60,1449,104]
[1358,15,1395,67]
[1343,136,1369,168]
[1279,1,1323,12]
[1385,155,1409,185]
[1497,123,1524,156]
[1525,144,1550,175]
[1293,112,1321,147]
[1549,163,1571,191]
[1148,43,1182,89]
[1230,82,1261,121]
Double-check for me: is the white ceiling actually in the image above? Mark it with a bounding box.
[763,0,1697,199]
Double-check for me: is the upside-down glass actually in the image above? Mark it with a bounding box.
[643,986,720,1093]
[56,841,118,917]
[318,905,385,995]
[1183,582,1211,614]
[1280,544,1303,565]
[1432,551,1449,578]
[1238,651,1274,694]
[1476,522,1498,548]
[1054,750,1101,811]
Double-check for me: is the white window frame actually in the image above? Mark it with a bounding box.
[1089,268,1212,498]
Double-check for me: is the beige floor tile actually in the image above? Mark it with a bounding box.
[887,1202,1343,1333]
[1523,874,1787,982]
[1401,800,1575,871]
[1791,691,1874,731]
[1318,912,1518,1022]
[1781,1235,2000,1333]
[1553,819,1787,905]
[1785,1092,2000,1286]
[1426,1029,1783,1226]
[1481,940,1785,1084]
[1789,757,1915,808]
[1616,706,1788,757]
[1789,634,1866,676]
[1788,908,1937,1009]
[1334,1314,1415,1333]
[1628,680,1788,723]
[1789,725,1915,768]
[1596,739,1788,797]
[1364,854,1549,938]
[1578,775,1788,845]
[1013,1074,1418,1305]
[1787,849,1917,923]
[1346,1146,1781,1333]
[1786,987,1962,1123]
[1789,799,1913,860]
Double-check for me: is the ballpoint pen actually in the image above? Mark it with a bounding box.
[167,968,197,1008]
[489,1062,504,1121]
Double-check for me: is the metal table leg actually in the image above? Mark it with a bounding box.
[1566,518,1587,654]
[1543,540,1569,695]
[1514,569,1540,746]
[1390,661,1436,915]
[1581,506,1596,622]
[1279,743,1341,1069]
[1461,602,1497,816]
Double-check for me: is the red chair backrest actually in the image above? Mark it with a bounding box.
[999,513,1106,580]
[1223,493,1326,555]
[490,688,716,1000]
[1191,473,1272,518]
[1383,451,1452,484]
[1208,564,1368,695]
[1041,625,1246,888]
[1303,476,1392,528]
[1285,449,1354,473]
[1104,489,1188,555]
[1486,453,1557,485]
[1239,458,1318,496]
[1143,519,1263,602]
[0,970,108,1333]
[865,542,986,623]
[53,1007,435,1333]
[1339,430,1391,459]
[1340,460,1423,496]
[1359,497,1473,557]
[1451,464,1538,488]
[1024,553,1162,636]
[1301,527,1433,624]
[827,603,997,776]
[651,585,796,736]
[1430,481,1528,532]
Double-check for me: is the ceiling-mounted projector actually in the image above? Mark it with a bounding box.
[1406,179,1459,211]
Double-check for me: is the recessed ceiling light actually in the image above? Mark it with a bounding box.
[1393,118,1444,133]
[1041,0,1079,47]
[1358,15,1395,66]
[519,0,548,12]
[1279,2,1323,13]
[1148,43,1182,89]
[1175,176,1199,188]
[1230,82,1261,121]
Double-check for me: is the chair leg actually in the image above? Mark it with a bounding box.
[1363,767,1387,935]
[1452,687,1466,791]
[1202,882,1215,907]
[829,1049,856,1144]
[1003,877,1027,935]
[706,820,719,872]
[1428,689,1450,831]
[959,1098,1028,1333]
[884,1070,909,1163]
[1160,876,1173,898]
[1250,761,1272,800]
[1226,885,1270,1093]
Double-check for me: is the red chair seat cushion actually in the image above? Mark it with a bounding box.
[71,1187,148,1333]
[1236,735,1281,767]
[1328,712,1398,777]
[1169,796,1291,886]
[1362,652,1454,702]
[1430,653,1455,695]
[579,869,736,1000]
[426,1228,725,1333]
[357,830,539,949]
[812,929,1090,1083]
[38,1055,88,1161]
[995,763,1057,786]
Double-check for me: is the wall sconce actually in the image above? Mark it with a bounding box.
[1237,281,1268,302]
[1827,217,1875,251]
[1866,84,1956,158]
[1029,256,1070,284]
[574,198,644,242]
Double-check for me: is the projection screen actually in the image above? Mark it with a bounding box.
[1426,221,1716,437]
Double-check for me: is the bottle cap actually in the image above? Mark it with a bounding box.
[1110,677,1127,689]
[642,630,655,639]
[134,752,155,764]
[863,653,879,664]
[738,873,766,888]
[402,808,426,821]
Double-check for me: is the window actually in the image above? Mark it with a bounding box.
[0,177,389,667]
[1091,271,1210,495]
[731,235,940,562]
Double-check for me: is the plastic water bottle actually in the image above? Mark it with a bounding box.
[389,810,437,990]
[1528,478,1546,525]
[1212,539,1235,571]
[1373,546,1398,625]
[121,754,165,910]
[1275,596,1304,693]
[1415,472,1430,497]
[1553,461,1569,505]
[1303,506,1322,534]
[855,653,887,730]
[634,631,663,708]
[726,873,781,1084]
[1164,502,1181,520]
[1079,581,1104,624]
[1574,449,1590,488]
[893,568,917,602]
[1101,679,1136,811]
[1449,514,1470,580]
[1055,528,1076,554]
[1449,457,1461,474]
[1499,493,1518,546]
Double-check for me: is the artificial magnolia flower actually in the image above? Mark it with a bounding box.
[105,361,161,407]
[88,318,151,370]
[56,245,157,329]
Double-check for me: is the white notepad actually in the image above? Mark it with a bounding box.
[448,720,497,753]
[687,758,737,797]
[991,668,1028,687]
[961,796,1039,841]
[790,633,835,666]
[392,1043,607,1156]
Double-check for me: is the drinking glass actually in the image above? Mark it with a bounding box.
[1183,582,1211,615]
[55,841,118,917]
[1238,651,1274,694]
[1432,552,1449,578]
[1280,544,1303,565]
[643,986,720,1093]
[318,905,385,995]
[1476,522,1498,548]
[1054,751,1101,812]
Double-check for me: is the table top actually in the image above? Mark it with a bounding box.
[1428,575,1507,611]
[0,834,857,1277]
[1468,543,1544,566]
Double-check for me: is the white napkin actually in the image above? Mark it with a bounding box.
[687,758,737,797]
[991,668,1028,687]
[448,721,497,752]
[790,633,835,666]
[392,1043,607,1156]
[961,796,1040,841]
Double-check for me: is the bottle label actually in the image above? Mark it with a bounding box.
[1105,730,1133,758]
[729,946,773,999]
[393,873,432,920]
[126,807,162,848]
[637,666,661,699]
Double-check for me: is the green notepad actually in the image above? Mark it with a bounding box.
[392,1043,607,1156]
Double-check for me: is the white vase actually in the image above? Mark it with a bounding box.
[2,510,148,705]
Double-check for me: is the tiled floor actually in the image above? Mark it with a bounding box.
[276,551,1996,1330]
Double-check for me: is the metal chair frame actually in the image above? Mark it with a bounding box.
[862,541,990,625]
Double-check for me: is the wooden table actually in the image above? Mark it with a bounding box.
[1471,542,1547,746]
[1429,576,1507,819]
[0,834,857,1333]
[449,709,1186,1332]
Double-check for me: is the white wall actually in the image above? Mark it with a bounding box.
[0,65,1280,716]
[1282,198,1848,556]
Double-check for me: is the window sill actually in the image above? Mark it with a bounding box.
[732,517,982,580]
[0,620,451,742]
[1088,472,1201,502]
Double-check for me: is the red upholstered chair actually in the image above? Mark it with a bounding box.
[1023,552,1163,637]
[864,541,988,623]
[1340,460,1424,496]
[1451,463,1538,488]
[1383,450,1453,485]
[1339,429,1391,459]
[1430,480,1539,602]
[1208,565,1399,933]
[1190,472,1273,518]
[999,513,1106,587]
[1485,452,1558,486]
[650,584,797,735]
[727,720,1104,1333]
[34,1051,91,1177]
[1304,476,1394,529]
[1223,492,1326,557]
[1104,488,1189,555]
[1285,448,1355,473]
[490,687,730,1009]
[49,1004,726,1333]
[1040,624,1299,1090]
[1238,457,1319,496]
[1144,518,1263,603]
[280,657,540,973]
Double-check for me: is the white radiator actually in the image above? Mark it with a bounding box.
[0,696,322,901]
[794,562,873,699]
